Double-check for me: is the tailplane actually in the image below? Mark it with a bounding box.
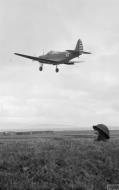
[75,39,91,55]
[66,39,91,55]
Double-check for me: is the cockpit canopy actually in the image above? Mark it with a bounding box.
[47,51,59,55]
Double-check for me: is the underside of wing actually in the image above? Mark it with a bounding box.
[14,53,61,65]
[14,53,40,61]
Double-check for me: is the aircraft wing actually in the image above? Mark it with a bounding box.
[14,53,60,64]
[14,53,40,61]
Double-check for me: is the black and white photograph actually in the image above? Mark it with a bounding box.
[0,0,119,189]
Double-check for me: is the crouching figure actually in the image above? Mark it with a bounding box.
[93,124,110,141]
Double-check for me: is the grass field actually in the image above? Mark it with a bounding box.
[0,130,119,190]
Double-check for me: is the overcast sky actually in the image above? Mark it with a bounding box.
[0,0,119,131]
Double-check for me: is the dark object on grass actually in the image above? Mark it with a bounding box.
[93,124,110,141]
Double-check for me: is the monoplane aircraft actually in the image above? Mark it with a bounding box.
[14,39,91,72]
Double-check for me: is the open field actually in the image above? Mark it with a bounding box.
[0,130,119,190]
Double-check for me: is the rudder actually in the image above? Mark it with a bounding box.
[75,39,83,55]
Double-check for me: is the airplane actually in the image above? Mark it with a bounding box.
[14,39,91,73]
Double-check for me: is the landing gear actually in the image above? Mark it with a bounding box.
[38,64,60,72]
[39,66,43,71]
[55,66,59,73]
[39,63,43,71]
[56,68,59,72]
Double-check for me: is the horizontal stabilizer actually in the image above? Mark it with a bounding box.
[73,60,84,63]
[66,60,84,65]
[82,51,91,54]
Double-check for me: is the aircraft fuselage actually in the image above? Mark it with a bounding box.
[14,39,91,72]
[39,51,78,65]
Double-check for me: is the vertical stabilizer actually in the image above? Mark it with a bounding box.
[75,39,83,55]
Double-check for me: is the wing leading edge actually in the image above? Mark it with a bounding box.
[14,53,60,65]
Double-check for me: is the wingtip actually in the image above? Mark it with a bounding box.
[14,53,20,56]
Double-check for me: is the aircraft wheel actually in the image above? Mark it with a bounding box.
[39,66,43,71]
[56,68,59,73]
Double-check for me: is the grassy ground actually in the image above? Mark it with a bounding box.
[0,132,119,190]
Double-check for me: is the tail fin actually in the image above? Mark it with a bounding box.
[66,39,91,55]
[75,39,83,55]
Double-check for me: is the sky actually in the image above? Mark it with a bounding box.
[0,0,119,131]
